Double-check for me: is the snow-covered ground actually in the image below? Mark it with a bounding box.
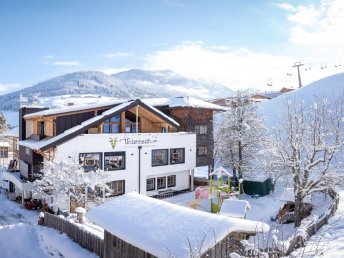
[166,186,334,251]
[292,190,344,257]
[0,193,97,258]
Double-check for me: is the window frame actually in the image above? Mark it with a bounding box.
[152,149,169,167]
[79,152,102,171]
[195,125,208,135]
[170,148,185,165]
[103,114,120,133]
[167,175,176,188]
[196,146,208,157]
[146,178,155,191]
[104,152,126,171]
[106,180,125,197]
[157,176,166,189]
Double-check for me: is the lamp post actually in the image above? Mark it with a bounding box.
[238,178,244,199]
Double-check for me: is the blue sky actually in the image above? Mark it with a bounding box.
[1,0,343,93]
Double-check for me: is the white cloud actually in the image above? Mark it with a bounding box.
[105,52,134,58]
[274,2,297,12]
[144,41,296,91]
[277,0,344,50]
[0,83,23,94]
[52,61,81,66]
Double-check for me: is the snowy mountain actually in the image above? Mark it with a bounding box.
[260,72,344,125]
[0,69,233,111]
[113,69,232,99]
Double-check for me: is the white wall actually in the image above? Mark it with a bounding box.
[55,133,196,195]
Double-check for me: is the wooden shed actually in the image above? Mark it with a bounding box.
[87,193,269,258]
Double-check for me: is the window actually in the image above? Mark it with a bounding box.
[146,178,155,191]
[197,146,208,157]
[195,125,208,135]
[103,114,120,133]
[161,127,168,133]
[39,121,45,136]
[0,147,8,158]
[170,148,185,164]
[157,177,166,189]
[125,118,139,133]
[106,180,125,197]
[167,175,176,187]
[152,149,168,166]
[104,152,125,171]
[79,153,102,171]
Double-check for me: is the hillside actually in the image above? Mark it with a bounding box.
[0,69,233,111]
[260,72,344,125]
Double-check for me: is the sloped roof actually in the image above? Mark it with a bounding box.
[23,100,124,119]
[87,193,269,258]
[20,99,179,151]
[144,96,226,110]
[23,96,225,120]
[220,199,251,219]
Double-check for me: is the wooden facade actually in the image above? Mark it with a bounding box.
[103,230,249,258]
[159,107,215,167]
[24,104,176,139]
[19,100,180,179]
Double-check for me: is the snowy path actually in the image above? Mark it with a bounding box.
[292,190,344,257]
[0,193,98,258]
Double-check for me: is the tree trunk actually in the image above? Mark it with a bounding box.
[238,140,243,177]
[294,191,303,227]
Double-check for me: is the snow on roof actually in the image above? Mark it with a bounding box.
[209,166,232,177]
[0,142,10,147]
[23,99,125,119]
[144,96,226,110]
[20,99,179,151]
[279,188,311,204]
[244,174,270,183]
[220,199,251,219]
[4,127,19,138]
[20,100,136,150]
[87,193,269,258]
[24,96,224,119]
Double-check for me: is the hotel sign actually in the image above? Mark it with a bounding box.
[109,136,158,149]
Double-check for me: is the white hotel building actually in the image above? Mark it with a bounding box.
[4,98,198,204]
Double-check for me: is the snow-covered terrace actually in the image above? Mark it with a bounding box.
[87,193,269,258]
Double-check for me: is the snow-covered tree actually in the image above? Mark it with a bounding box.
[33,158,109,212]
[215,91,266,178]
[270,97,344,227]
[0,112,8,135]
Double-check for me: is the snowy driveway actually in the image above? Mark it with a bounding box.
[0,194,98,258]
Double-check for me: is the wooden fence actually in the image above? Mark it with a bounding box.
[43,212,104,258]
[283,188,340,256]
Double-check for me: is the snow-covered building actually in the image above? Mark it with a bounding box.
[87,193,270,258]
[6,98,200,202]
[145,96,225,170]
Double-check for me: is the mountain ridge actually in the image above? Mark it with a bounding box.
[0,69,233,110]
